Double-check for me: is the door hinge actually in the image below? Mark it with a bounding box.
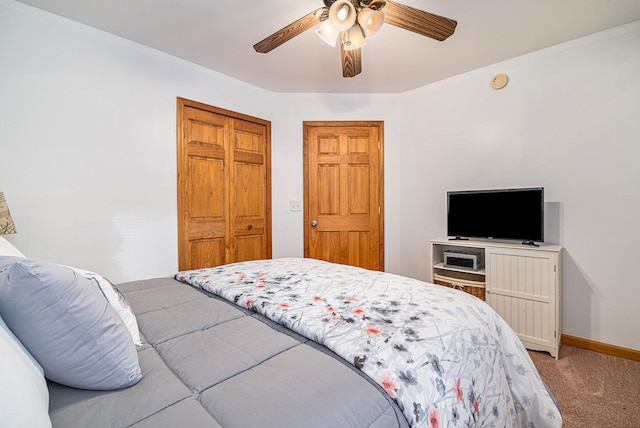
[378,206,381,215]
[378,140,381,150]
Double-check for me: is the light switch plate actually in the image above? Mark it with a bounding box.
[290,200,302,212]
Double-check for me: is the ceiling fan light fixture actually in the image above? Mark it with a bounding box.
[357,8,385,38]
[328,0,357,31]
[362,0,387,11]
[253,0,457,78]
[343,24,367,51]
[315,21,340,47]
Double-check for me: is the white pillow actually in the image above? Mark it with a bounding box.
[0,315,52,428]
[0,236,25,257]
[65,266,143,346]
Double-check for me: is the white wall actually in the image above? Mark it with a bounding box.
[394,22,640,350]
[1,0,639,350]
[0,0,276,280]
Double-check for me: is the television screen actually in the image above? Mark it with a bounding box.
[447,187,544,243]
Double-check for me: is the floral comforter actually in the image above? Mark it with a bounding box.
[175,258,561,428]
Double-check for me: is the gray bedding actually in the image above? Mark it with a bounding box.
[48,277,409,428]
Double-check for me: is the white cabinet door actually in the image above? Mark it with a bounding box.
[486,247,559,357]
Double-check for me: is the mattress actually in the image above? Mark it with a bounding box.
[175,258,562,428]
[47,277,408,428]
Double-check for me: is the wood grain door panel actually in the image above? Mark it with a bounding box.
[234,235,264,262]
[190,239,226,269]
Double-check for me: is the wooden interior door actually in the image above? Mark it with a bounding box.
[303,121,384,271]
[177,98,271,270]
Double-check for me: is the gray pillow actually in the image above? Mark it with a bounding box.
[0,256,142,390]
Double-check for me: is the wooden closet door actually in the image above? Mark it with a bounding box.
[231,118,271,262]
[178,104,229,270]
[177,98,271,270]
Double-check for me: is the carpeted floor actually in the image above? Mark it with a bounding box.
[528,345,640,427]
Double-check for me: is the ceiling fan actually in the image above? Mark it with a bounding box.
[253,0,457,78]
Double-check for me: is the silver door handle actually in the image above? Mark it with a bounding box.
[310,220,318,227]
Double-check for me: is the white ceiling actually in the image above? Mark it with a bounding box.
[16,0,640,93]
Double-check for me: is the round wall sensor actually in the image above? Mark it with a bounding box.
[491,74,509,89]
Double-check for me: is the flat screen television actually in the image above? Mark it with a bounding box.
[447,187,544,244]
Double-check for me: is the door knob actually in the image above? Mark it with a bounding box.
[310,220,318,227]
[247,224,253,230]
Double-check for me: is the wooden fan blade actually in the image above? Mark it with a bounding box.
[341,38,362,78]
[383,1,457,41]
[254,8,327,53]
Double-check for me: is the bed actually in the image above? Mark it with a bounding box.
[0,249,561,427]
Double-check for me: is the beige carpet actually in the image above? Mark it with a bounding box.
[529,345,640,428]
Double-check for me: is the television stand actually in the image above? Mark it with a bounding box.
[430,238,562,358]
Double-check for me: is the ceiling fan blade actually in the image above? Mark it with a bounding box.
[254,8,328,53]
[341,35,362,78]
[383,1,457,41]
